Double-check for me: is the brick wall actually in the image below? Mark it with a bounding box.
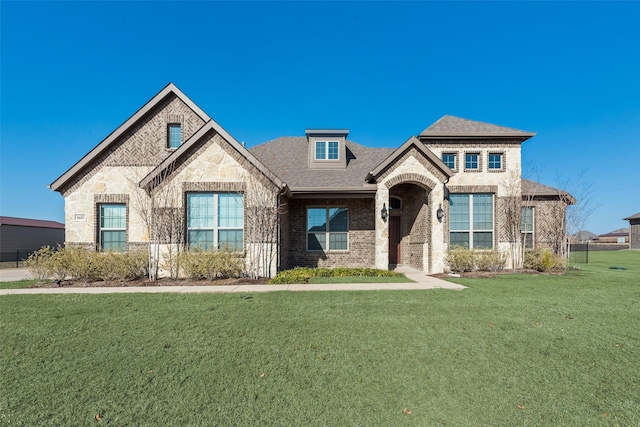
[284,198,376,269]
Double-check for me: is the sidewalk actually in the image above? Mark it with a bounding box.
[0,266,465,294]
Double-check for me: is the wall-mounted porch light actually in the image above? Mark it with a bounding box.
[381,203,388,222]
[437,204,444,222]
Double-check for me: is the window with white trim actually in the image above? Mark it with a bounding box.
[187,193,244,251]
[307,207,348,251]
[315,141,339,160]
[449,194,494,249]
[168,123,182,149]
[99,204,126,251]
[521,207,534,248]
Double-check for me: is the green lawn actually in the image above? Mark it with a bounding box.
[309,275,414,284]
[1,251,639,426]
[0,279,39,289]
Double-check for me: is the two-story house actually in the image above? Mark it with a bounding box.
[50,83,573,276]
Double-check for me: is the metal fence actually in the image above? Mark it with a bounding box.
[569,243,589,264]
[0,250,35,267]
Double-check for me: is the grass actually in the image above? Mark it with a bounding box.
[1,251,639,426]
[0,279,40,289]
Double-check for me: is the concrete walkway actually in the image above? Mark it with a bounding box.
[0,266,465,295]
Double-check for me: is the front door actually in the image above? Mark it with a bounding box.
[389,216,401,265]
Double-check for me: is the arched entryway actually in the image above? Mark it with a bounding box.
[387,176,434,271]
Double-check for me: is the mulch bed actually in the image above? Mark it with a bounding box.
[29,277,270,288]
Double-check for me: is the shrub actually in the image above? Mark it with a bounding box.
[524,248,566,273]
[178,249,244,280]
[445,246,476,273]
[25,245,56,281]
[269,267,403,284]
[63,245,99,281]
[475,250,507,272]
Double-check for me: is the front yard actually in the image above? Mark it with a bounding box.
[1,251,638,425]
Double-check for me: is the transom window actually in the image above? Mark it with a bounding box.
[465,153,479,170]
[521,207,534,248]
[99,204,126,251]
[488,153,502,170]
[307,207,348,251]
[168,124,182,149]
[442,153,456,170]
[449,194,494,249]
[187,193,244,251]
[315,141,339,160]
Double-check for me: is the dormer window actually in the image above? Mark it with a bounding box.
[306,129,349,170]
[168,123,182,149]
[315,141,339,160]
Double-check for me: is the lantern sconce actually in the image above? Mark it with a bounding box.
[436,204,444,222]
[381,203,388,222]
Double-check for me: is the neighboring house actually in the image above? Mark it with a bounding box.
[0,216,65,262]
[572,230,598,244]
[598,228,630,245]
[624,212,640,250]
[49,83,573,276]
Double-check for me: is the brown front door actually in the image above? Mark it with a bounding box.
[389,216,401,265]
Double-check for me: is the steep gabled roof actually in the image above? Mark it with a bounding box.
[140,119,285,191]
[250,137,393,192]
[367,136,454,182]
[419,115,536,140]
[50,83,210,192]
[522,179,576,204]
[0,216,65,229]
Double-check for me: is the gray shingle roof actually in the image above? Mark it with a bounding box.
[249,137,393,189]
[522,179,576,204]
[624,212,640,220]
[420,115,535,138]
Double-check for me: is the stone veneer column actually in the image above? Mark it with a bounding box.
[375,185,389,270]
[430,184,447,274]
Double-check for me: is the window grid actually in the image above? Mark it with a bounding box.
[442,153,456,170]
[168,124,182,149]
[187,193,244,251]
[99,204,126,252]
[307,207,348,251]
[449,194,494,249]
[315,141,339,160]
[488,153,502,170]
[465,153,479,170]
[521,207,534,248]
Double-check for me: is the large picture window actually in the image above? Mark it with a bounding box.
[449,194,494,249]
[307,207,348,251]
[99,204,126,251]
[187,193,243,251]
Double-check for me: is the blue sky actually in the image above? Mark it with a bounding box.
[1,1,639,235]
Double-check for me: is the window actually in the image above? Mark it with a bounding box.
[449,194,493,249]
[465,153,479,170]
[99,204,126,251]
[307,207,348,251]
[315,141,339,160]
[187,193,244,251]
[442,153,456,169]
[168,124,182,149]
[521,207,534,248]
[488,153,502,170]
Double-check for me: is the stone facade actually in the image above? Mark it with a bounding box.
[629,218,640,250]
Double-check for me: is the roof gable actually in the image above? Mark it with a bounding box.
[419,115,535,140]
[522,179,576,204]
[367,136,454,182]
[139,120,284,192]
[624,212,640,220]
[50,83,210,192]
